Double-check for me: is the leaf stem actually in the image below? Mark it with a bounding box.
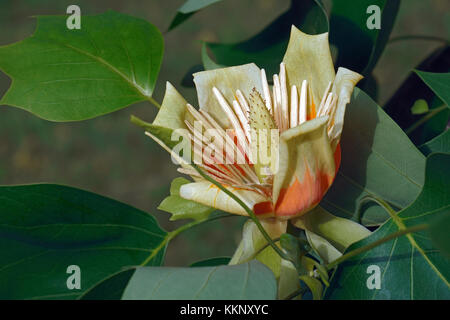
[326,223,428,270]
[148,96,161,109]
[406,104,447,135]
[190,163,293,263]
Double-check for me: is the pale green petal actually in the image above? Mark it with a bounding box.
[193,63,262,128]
[272,116,336,218]
[329,67,363,149]
[153,81,193,130]
[294,206,371,252]
[179,181,270,216]
[283,26,335,106]
[229,219,300,299]
[305,230,342,264]
[229,219,286,265]
[278,260,301,300]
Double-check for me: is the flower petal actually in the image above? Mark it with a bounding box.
[228,219,299,299]
[273,116,336,218]
[179,181,272,217]
[193,63,263,128]
[229,219,287,265]
[283,26,335,107]
[278,260,301,300]
[293,206,371,252]
[329,67,363,150]
[305,230,342,264]
[153,81,193,130]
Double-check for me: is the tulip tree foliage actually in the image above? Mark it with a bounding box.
[0,2,448,300]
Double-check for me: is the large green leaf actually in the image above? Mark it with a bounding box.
[326,153,450,300]
[204,0,328,76]
[122,260,277,300]
[322,88,426,226]
[429,212,450,259]
[80,268,136,300]
[329,0,400,75]
[0,10,163,121]
[420,130,450,156]
[168,0,222,31]
[415,71,450,108]
[0,184,167,299]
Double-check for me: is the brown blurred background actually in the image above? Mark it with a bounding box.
[0,0,449,266]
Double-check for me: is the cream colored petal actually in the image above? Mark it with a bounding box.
[282,26,335,107]
[228,219,299,298]
[272,116,337,219]
[179,181,270,217]
[305,230,342,264]
[329,67,363,150]
[293,206,371,252]
[153,81,193,130]
[193,63,263,128]
[278,260,301,300]
[228,218,301,299]
[229,219,286,265]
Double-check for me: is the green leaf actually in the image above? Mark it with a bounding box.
[428,211,450,259]
[168,0,222,31]
[415,71,450,107]
[384,47,450,145]
[0,10,164,121]
[190,257,231,267]
[159,177,215,221]
[80,268,136,300]
[329,0,400,75]
[326,153,450,300]
[0,184,167,299]
[419,130,450,156]
[411,99,429,115]
[203,0,328,75]
[201,42,225,70]
[122,260,277,299]
[170,177,189,196]
[322,88,426,226]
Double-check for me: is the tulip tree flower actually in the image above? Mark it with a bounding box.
[141,26,371,298]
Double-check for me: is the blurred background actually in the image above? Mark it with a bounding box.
[0,0,449,266]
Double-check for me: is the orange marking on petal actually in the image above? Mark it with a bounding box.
[253,201,273,216]
[275,163,334,218]
[308,98,316,120]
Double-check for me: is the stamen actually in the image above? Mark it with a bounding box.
[279,63,289,130]
[213,87,248,154]
[185,103,214,131]
[290,85,298,128]
[260,69,272,114]
[318,81,332,116]
[236,90,250,116]
[233,100,251,142]
[200,110,258,184]
[321,93,333,117]
[299,80,308,124]
[273,74,282,128]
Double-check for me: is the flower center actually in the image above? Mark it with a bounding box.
[179,63,338,199]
